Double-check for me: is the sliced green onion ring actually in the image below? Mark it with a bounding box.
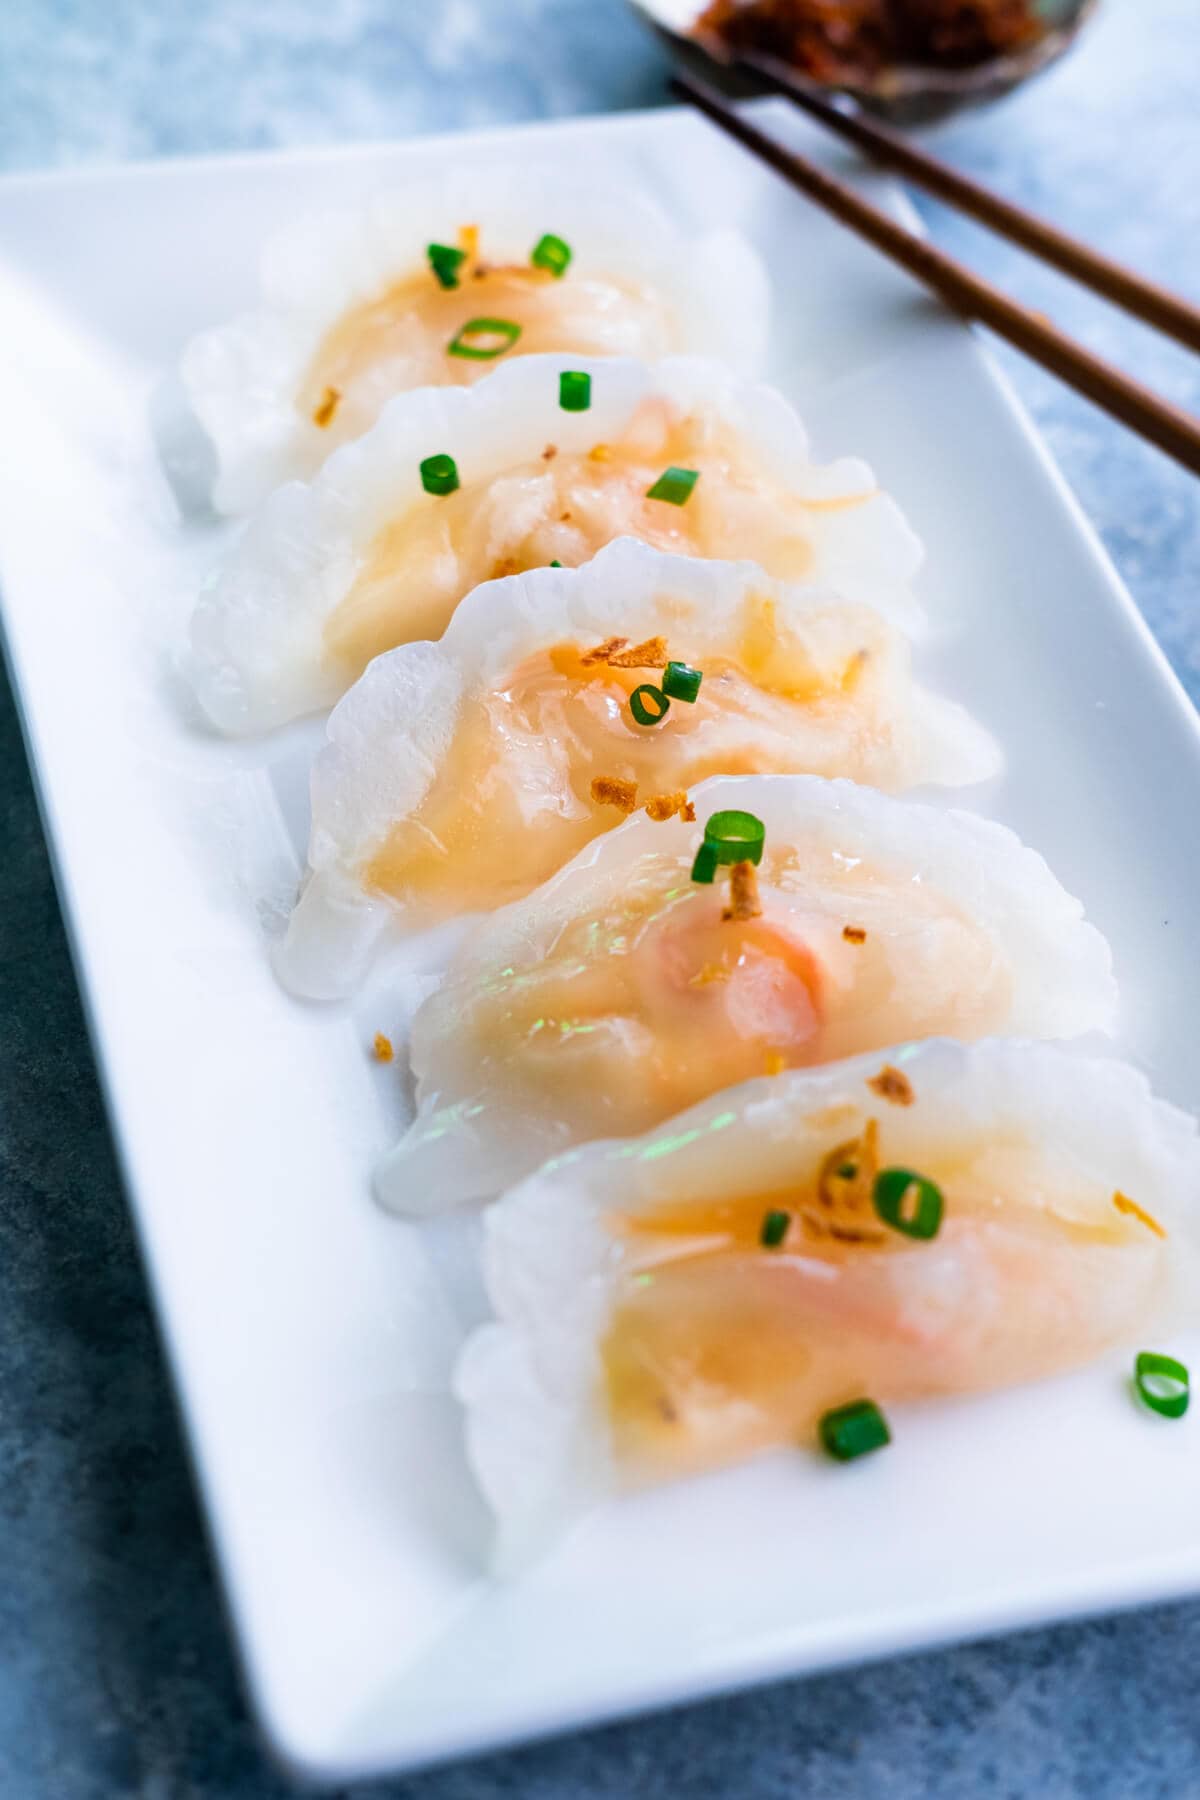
[662,660,703,704]
[559,370,591,412]
[690,842,718,884]
[819,1398,891,1462]
[646,466,700,506]
[427,242,466,289]
[1135,1351,1190,1419]
[447,316,523,360]
[703,809,765,868]
[532,233,572,277]
[873,1168,944,1241]
[419,453,460,497]
[629,684,670,728]
[761,1208,790,1249]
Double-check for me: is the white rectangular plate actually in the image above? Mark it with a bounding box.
[1,102,1198,1786]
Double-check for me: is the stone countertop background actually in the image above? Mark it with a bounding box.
[1,2,1198,1795]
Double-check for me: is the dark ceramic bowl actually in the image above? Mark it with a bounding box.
[631,0,1099,125]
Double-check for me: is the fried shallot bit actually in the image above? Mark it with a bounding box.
[828,1220,889,1244]
[644,789,692,823]
[542,444,558,461]
[581,636,628,665]
[801,1118,887,1245]
[818,1119,878,1207]
[372,1032,395,1064]
[722,858,762,922]
[1113,1190,1167,1238]
[581,635,670,670]
[609,636,669,669]
[867,1065,914,1107]
[457,222,480,263]
[590,774,639,814]
[312,385,340,428]
[843,924,867,944]
[588,443,613,462]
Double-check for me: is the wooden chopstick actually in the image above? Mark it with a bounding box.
[735,50,1200,357]
[672,69,1200,478]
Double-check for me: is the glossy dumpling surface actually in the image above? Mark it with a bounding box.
[181,173,770,513]
[377,773,1116,1211]
[459,1038,1200,1567]
[278,540,998,998]
[189,355,923,733]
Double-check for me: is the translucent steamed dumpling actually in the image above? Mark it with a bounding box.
[188,354,923,734]
[459,1038,1200,1568]
[180,172,770,513]
[376,773,1116,1211]
[278,539,998,999]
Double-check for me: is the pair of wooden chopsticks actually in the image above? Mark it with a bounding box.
[671,63,1200,477]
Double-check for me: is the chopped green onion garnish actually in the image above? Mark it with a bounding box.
[427,242,466,289]
[419,453,460,497]
[761,1208,790,1248]
[447,316,523,360]
[559,370,591,412]
[873,1168,944,1241]
[691,842,718,884]
[549,559,562,568]
[662,660,703,704]
[819,1398,891,1462]
[532,233,572,277]
[1134,1351,1190,1419]
[629,684,670,727]
[703,809,766,868]
[646,466,700,506]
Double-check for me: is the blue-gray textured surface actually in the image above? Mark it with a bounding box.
[1,1,1199,1795]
